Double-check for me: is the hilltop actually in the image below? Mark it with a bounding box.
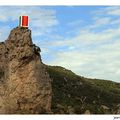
[46,65,120,114]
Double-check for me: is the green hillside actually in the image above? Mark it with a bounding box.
[46,65,120,114]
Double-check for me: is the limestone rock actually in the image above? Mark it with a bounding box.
[84,110,91,114]
[100,105,110,114]
[0,27,52,114]
[100,105,109,110]
[67,106,75,114]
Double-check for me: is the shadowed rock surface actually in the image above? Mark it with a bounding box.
[0,27,52,114]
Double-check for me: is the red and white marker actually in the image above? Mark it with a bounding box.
[19,16,29,27]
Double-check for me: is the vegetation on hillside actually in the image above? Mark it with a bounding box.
[46,65,120,114]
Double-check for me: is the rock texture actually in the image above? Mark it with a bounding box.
[0,27,52,114]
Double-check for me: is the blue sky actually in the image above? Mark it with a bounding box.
[0,6,120,83]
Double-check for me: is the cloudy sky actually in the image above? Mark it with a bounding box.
[0,6,120,83]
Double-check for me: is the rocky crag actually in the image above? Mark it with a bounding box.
[0,27,52,114]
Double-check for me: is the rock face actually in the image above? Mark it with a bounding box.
[0,27,52,114]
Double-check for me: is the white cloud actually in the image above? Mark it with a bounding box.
[44,6,120,82]
[67,19,83,27]
[0,6,58,37]
[103,6,120,16]
[46,27,120,49]
[89,17,112,29]
[92,6,120,16]
[47,40,120,82]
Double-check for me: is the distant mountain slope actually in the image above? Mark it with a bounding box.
[46,65,120,114]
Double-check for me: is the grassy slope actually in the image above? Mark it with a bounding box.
[46,65,120,114]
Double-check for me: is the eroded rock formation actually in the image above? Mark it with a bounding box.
[0,27,52,114]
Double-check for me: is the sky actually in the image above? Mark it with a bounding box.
[0,6,120,83]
